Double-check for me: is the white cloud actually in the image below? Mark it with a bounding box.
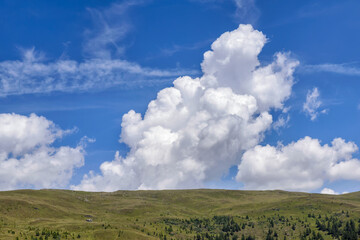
[0,113,85,190]
[320,188,338,195]
[190,0,260,24]
[201,25,298,111]
[233,0,260,23]
[154,39,212,59]
[0,1,198,97]
[73,24,298,191]
[273,115,290,131]
[236,137,360,192]
[0,47,198,96]
[84,7,128,59]
[303,87,327,121]
[320,188,349,195]
[83,0,147,59]
[302,63,360,76]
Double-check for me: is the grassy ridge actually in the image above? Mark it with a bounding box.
[0,189,359,239]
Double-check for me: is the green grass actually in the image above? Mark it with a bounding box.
[0,189,359,239]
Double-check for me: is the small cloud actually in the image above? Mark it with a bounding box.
[282,106,291,113]
[273,115,290,132]
[233,0,260,24]
[156,39,212,58]
[320,109,328,114]
[79,136,96,148]
[190,0,260,24]
[83,0,149,59]
[303,87,327,121]
[320,188,339,195]
[19,47,46,62]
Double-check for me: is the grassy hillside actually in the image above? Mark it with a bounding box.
[0,189,359,239]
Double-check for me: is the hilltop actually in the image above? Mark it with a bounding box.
[0,189,359,239]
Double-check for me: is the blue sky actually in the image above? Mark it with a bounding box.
[0,0,359,193]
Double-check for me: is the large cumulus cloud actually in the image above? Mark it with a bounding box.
[73,24,299,191]
[0,113,85,190]
[236,137,360,192]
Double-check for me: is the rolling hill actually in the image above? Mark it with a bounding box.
[0,189,359,239]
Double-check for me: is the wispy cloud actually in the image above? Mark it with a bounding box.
[0,48,199,96]
[273,114,290,131]
[303,87,327,121]
[189,0,260,24]
[162,41,210,56]
[146,39,213,60]
[84,8,128,59]
[302,63,360,76]
[83,0,147,58]
[0,1,199,96]
[233,0,260,24]
[265,1,346,29]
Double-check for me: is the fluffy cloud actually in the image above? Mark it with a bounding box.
[320,188,339,195]
[0,113,85,190]
[201,25,297,111]
[303,87,327,121]
[73,24,298,191]
[236,137,360,192]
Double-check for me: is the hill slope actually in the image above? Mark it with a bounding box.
[0,189,359,239]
